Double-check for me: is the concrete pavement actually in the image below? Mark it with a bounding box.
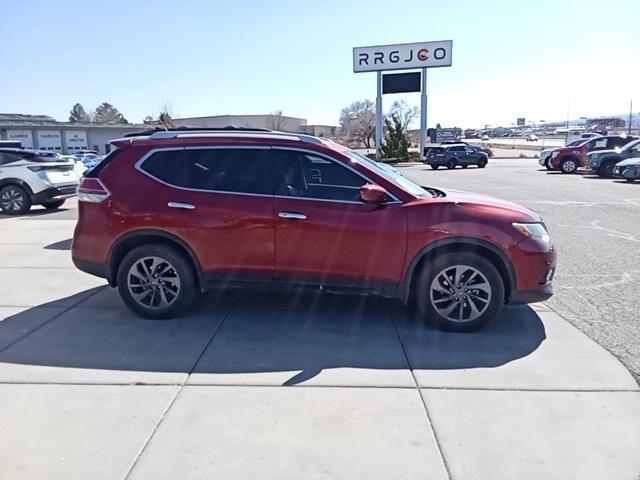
[0,203,639,479]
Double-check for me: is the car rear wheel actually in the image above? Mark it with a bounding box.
[478,159,487,168]
[447,160,456,169]
[117,244,196,319]
[430,165,439,170]
[0,185,31,215]
[598,161,615,178]
[560,158,578,174]
[416,252,505,332]
[42,199,65,210]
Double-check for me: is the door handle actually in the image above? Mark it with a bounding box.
[168,201,195,210]
[278,211,307,220]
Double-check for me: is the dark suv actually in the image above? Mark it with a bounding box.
[424,144,488,169]
[72,129,556,332]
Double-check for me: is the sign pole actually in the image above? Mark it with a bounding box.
[375,71,382,160]
[420,68,428,157]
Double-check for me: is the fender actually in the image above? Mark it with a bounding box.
[0,178,34,195]
[107,229,203,287]
[401,236,517,304]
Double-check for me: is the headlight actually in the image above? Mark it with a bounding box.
[551,151,559,158]
[512,222,550,242]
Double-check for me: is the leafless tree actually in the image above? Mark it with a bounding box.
[268,110,286,130]
[339,100,375,148]
[387,100,418,133]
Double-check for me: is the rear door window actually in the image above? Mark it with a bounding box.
[140,148,270,195]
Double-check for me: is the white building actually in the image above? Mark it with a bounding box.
[0,113,146,154]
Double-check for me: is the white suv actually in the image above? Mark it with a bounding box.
[0,149,79,215]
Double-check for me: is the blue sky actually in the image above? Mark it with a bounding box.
[1,0,638,128]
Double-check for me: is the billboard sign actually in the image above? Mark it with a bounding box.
[434,128,462,143]
[353,40,453,73]
[382,72,421,94]
[517,117,526,126]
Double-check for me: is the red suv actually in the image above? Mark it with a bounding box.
[72,129,556,332]
[550,135,636,173]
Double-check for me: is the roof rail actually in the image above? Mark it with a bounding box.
[122,126,271,138]
[143,129,324,144]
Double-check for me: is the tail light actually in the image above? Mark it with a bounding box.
[77,178,110,203]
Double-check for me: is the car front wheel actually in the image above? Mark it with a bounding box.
[544,158,553,170]
[431,165,439,170]
[117,244,197,319]
[416,252,505,332]
[560,158,578,174]
[0,185,31,215]
[447,160,456,169]
[598,161,615,178]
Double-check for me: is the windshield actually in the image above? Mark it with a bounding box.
[621,139,640,151]
[344,150,432,198]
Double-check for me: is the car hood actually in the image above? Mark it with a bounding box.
[616,157,640,167]
[588,149,619,157]
[439,188,541,222]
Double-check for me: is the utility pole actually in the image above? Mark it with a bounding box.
[629,99,633,135]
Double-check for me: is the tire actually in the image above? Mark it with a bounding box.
[431,165,439,170]
[626,178,636,183]
[0,185,31,215]
[597,161,615,178]
[560,158,578,174]
[117,244,197,319]
[415,252,505,332]
[478,159,487,168]
[42,199,65,210]
[447,160,456,169]
[462,165,468,169]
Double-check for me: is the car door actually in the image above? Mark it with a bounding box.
[449,146,466,164]
[140,146,276,282]
[269,148,407,287]
[463,146,478,165]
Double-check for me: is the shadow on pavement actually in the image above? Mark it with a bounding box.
[0,287,546,383]
[44,238,72,250]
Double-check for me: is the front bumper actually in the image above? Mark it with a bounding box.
[31,184,77,204]
[508,283,554,304]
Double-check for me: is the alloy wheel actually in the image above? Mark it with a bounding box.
[0,187,25,213]
[127,256,181,310]
[562,160,576,173]
[429,265,492,323]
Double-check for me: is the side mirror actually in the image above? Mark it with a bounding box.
[360,183,388,204]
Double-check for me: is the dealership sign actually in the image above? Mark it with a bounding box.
[353,40,452,73]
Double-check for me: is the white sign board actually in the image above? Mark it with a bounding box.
[6,129,34,148]
[37,130,62,151]
[64,130,88,151]
[353,40,452,73]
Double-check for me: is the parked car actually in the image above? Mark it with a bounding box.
[78,153,102,169]
[0,148,78,214]
[538,138,586,170]
[72,129,556,332]
[424,144,489,169]
[613,157,640,182]
[549,135,637,173]
[526,134,538,142]
[587,139,640,178]
[481,134,490,141]
[72,149,99,157]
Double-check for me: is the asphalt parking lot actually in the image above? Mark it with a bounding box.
[0,161,639,479]
[401,157,640,383]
